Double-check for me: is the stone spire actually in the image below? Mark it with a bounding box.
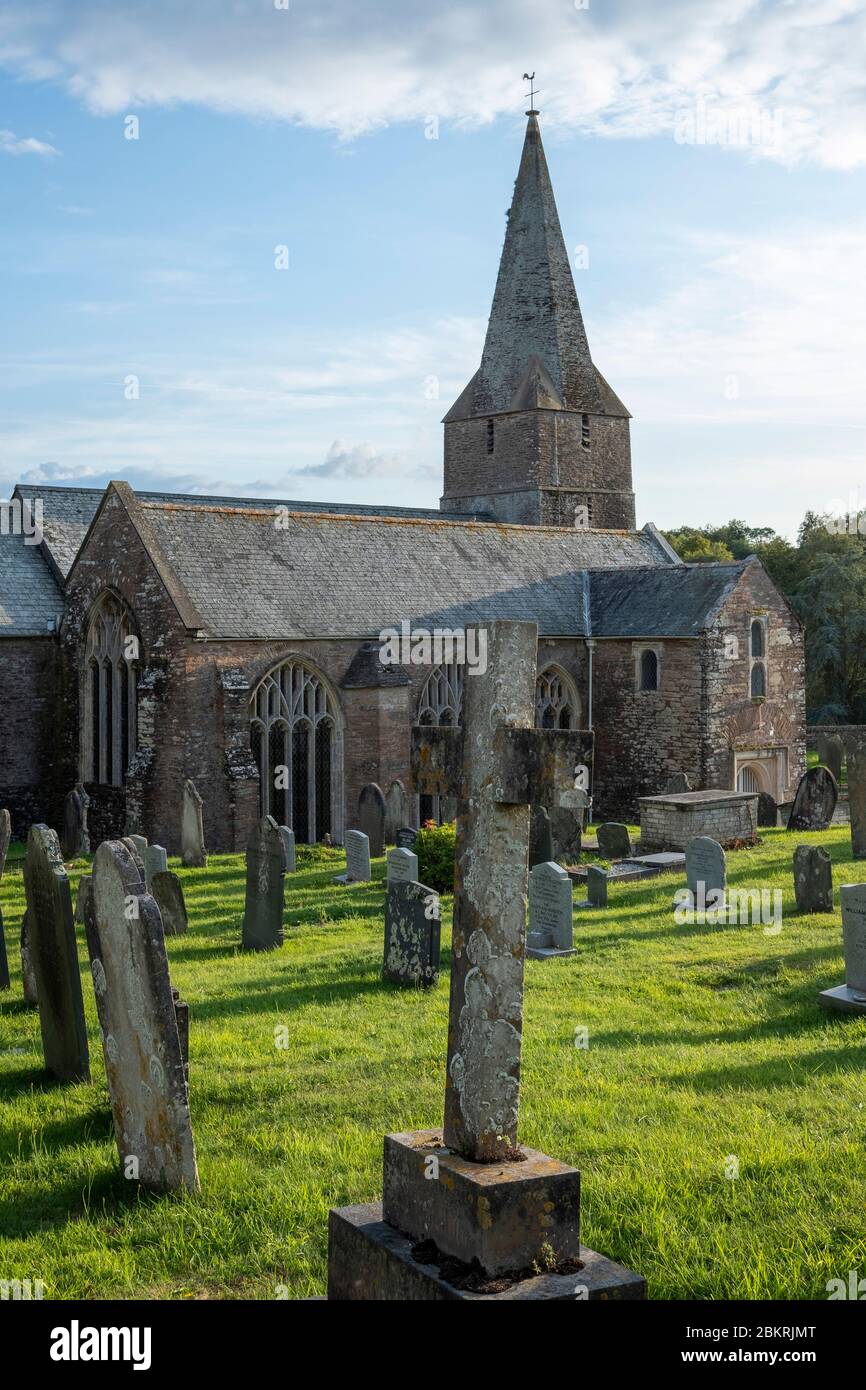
[448,112,616,422]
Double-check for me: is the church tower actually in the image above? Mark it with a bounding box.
[441,110,636,530]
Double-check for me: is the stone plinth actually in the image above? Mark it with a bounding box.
[639,790,758,852]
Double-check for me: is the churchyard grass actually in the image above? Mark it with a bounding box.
[2,828,865,1299]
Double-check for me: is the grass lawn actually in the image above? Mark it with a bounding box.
[2,827,865,1301]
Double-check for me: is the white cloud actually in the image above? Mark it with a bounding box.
[0,128,58,156]
[1,0,865,166]
[301,440,406,478]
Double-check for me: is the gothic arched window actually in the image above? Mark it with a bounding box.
[249,659,343,843]
[416,662,464,823]
[83,592,139,786]
[750,661,766,698]
[535,666,580,730]
[750,619,765,658]
[640,649,659,692]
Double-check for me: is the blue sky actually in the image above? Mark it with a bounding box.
[1,0,865,539]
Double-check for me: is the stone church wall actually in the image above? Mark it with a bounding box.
[0,635,61,838]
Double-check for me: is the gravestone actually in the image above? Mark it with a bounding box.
[279,826,296,873]
[328,620,644,1300]
[358,783,386,857]
[128,833,148,859]
[787,767,838,832]
[819,882,866,1014]
[60,783,90,860]
[241,815,286,951]
[151,871,188,937]
[549,806,582,863]
[22,825,89,1081]
[386,846,419,883]
[0,907,9,990]
[383,879,440,987]
[396,826,418,850]
[663,772,692,794]
[685,836,726,904]
[0,808,10,879]
[529,804,554,868]
[526,860,574,958]
[74,874,92,924]
[143,844,167,890]
[816,732,844,785]
[384,780,407,845]
[793,845,833,913]
[333,829,372,884]
[20,911,38,1005]
[846,734,866,860]
[181,779,208,867]
[757,792,778,827]
[596,822,632,860]
[587,864,608,908]
[86,840,199,1191]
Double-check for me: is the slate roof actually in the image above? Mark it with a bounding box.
[137,499,673,639]
[0,527,64,636]
[587,562,751,637]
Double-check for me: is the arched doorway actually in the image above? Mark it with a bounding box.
[249,659,343,843]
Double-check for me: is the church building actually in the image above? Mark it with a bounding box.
[0,112,806,853]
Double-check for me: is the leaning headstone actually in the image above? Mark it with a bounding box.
[74,874,92,924]
[819,882,866,1015]
[384,780,407,845]
[241,815,286,951]
[128,833,148,859]
[587,864,608,908]
[793,845,833,913]
[143,844,167,890]
[396,826,418,850]
[787,767,838,832]
[181,779,208,868]
[0,808,10,879]
[386,846,419,883]
[663,772,692,794]
[358,783,386,858]
[86,840,199,1191]
[60,783,90,860]
[757,792,778,827]
[596,821,632,859]
[333,829,372,884]
[22,825,89,1081]
[0,907,9,990]
[20,911,38,1006]
[529,804,554,868]
[684,835,726,907]
[526,860,575,958]
[816,732,844,785]
[278,826,296,873]
[151,871,188,937]
[383,880,440,987]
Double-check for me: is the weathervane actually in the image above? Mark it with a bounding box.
[523,71,539,113]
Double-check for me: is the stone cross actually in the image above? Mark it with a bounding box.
[22,825,90,1081]
[86,840,199,1191]
[411,620,591,1162]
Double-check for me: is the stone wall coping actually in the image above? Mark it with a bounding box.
[639,791,758,809]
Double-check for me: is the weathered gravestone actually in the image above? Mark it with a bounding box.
[819,882,866,1015]
[587,864,608,908]
[151,871,188,937]
[816,732,844,785]
[793,845,833,913]
[384,780,407,845]
[241,815,285,951]
[327,620,644,1299]
[396,826,418,850]
[181,779,208,868]
[74,874,92,924]
[529,804,554,868]
[86,840,199,1190]
[333,829,372,884]
[20,911,38,1006]
[279,826,296,873]
[358,783,386,857]
[60,783,90,860]
[663,772,692,794]
[0,907,9,990]
[526,860,574,958]
[596,821,632,860]
[383,880,440,987]
[549,806,582,864]
[128,833,148,859]
[787,767,838,832]
[22,825,89,1081]
[143,844,167,890]
[0,808,10,879]
[386,846,419,883]
[682,836,726,911]
[846,733,866,860]
[757,792,778,827]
